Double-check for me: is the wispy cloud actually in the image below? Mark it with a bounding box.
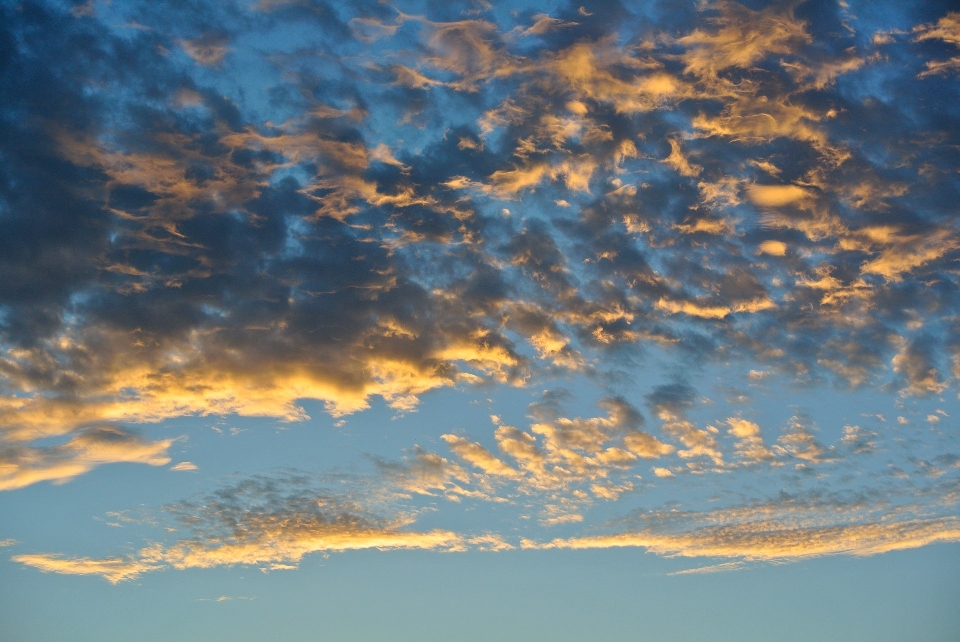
[527,494,960,565]
[0,426,174,491]
[13,553,160,584]
[13,475,511,582]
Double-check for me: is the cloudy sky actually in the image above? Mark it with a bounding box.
[2,0,959,639]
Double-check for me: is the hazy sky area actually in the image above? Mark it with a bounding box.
[2,0,960,639]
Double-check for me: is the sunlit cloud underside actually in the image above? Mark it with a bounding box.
[2,0,960,583]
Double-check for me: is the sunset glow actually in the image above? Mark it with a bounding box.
[2,1,959,640]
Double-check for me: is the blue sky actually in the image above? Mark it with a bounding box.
[1,0,960,639]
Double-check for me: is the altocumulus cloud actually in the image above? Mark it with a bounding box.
[2,0,960,578]
[14,475,511,583]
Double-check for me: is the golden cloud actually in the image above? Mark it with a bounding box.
[530,516,960,561]
[0,426,173,492]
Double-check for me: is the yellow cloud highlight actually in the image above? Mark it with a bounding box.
[746,184,811,207]
[914,12,960,47]
[153,525,464,571]
[674,217,732,235]
[891,338,948,397]
[663,138,702,177]
[774,416,833,464]
[13,553,160,584]
[757,240,788,256]
[655,297,775,320]
[485,155,599,197]
[548,40,685,114]
[0,313,531,459]
[441,435,520,479]
[515,14,578,38]
[675,2,810,78]
[623,431,675,459]
[14,521,470,583]
[531,517,960,562]
[376,447,474,498]
[0,427,173,492]
[858,228,958,282]
[726,418,774,464]
[662,419,724,467]
[439,398,673,523]
[694,100,833,156]
[12,478,516,582]
[914,12,960,77]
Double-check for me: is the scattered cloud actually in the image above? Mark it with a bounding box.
[528,494,960,565]
[0,427,174,492]
[13,553,160,584]
[3,0,960,584]
[12,476,509,582]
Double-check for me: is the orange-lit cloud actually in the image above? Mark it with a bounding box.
[12,478,511,582]
[529,516,960,562]
[726,418,774,464]
[13,553,160,584]
[914,12,960,77]
[0,426,173,491]
[5,0,960,583]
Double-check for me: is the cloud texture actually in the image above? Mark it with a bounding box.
[3,0,960,580]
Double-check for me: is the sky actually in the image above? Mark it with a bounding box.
[1,0,960,639]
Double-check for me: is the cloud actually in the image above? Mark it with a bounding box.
[532,516,960,561]
[840,425,877,455]
[3,1,960,580]
[0,426,174,492]
[858,228,958,283]
[545,39,685,114]
[914,12,960,77]
[12,475,505,582]
[646,383,697,421]
[441,434,520,479]
[746,184,812,208]
[726,418,774,464]
[3,0,959,462]
[645,383,724,467]
[674,1,811,79]
[668,561,748,575]
[12,553,160,584]
[180,33,231,66]
[774,416,835,465]
[437,394,673,523]
[527,494,960,564]
[757,240,787,256]
[891,334,948,397]
[515,14,578,38]
[153,513,463,573]
[374,447,474,498]
[663,139,702,178]
[415,16,521,91]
